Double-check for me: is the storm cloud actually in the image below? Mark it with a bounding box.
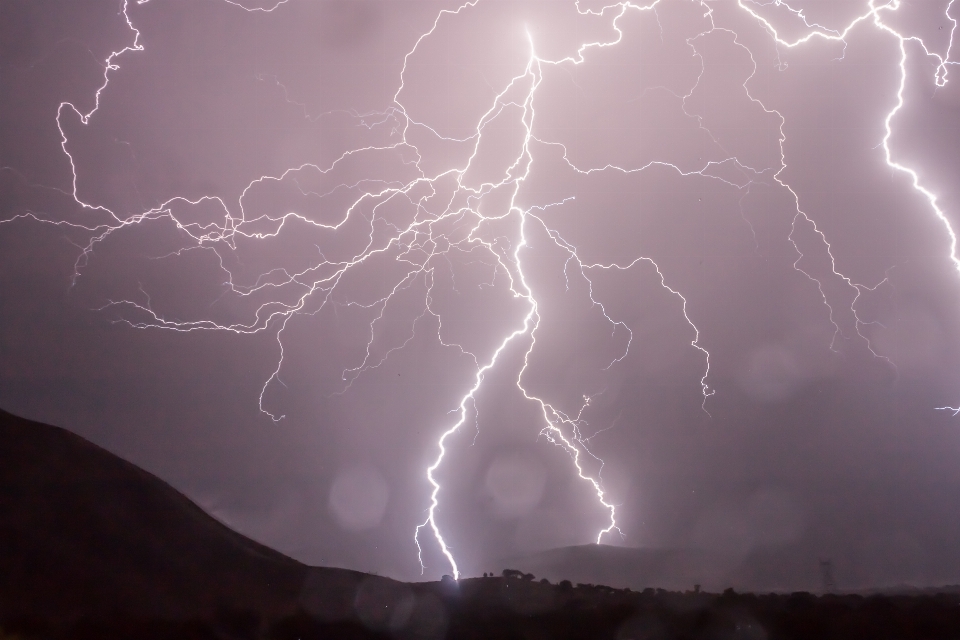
[3,0,960,589]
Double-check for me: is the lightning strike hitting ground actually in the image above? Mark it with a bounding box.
[3,0,959,579]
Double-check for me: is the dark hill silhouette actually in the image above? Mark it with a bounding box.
[4,407,960,640]
[0,407,443,638]
[0,407,312,621]
[499,543,828,594]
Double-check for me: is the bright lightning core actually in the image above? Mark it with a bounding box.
[4,0,960,580]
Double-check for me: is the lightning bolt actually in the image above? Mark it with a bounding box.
[414,6,722,576]
[4,0,960,581]
[732,0,959,397]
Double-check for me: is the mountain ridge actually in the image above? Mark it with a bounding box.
[4,408,960,640]
[0,406,313,621]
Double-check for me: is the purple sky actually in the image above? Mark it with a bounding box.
[3,0,960,589]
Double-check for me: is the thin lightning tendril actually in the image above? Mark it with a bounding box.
[3,0,959,578]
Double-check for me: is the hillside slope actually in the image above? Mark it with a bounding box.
[500,543,827,593]
[0,407,311,621]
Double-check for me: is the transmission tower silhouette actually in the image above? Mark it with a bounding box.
[819,559,836,593]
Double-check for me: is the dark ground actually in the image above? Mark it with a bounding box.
[2,407,960,640]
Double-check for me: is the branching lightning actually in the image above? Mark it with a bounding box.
[4,0,960,579]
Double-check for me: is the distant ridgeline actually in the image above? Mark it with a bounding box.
[2,407,960,640]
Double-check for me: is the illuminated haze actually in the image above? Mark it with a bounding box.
[3,0,960,588]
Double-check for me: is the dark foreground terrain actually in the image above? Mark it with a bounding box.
[2,408,960,640]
